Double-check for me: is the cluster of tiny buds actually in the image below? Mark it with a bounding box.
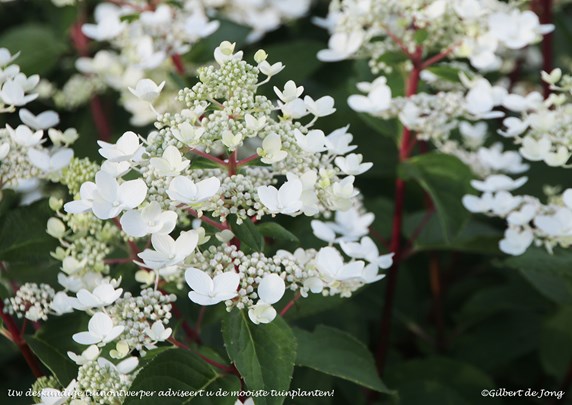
[4,283,55,322]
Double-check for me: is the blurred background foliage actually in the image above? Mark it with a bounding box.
[1,0,572,404]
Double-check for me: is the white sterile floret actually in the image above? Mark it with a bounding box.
[81,5,125,41]
[172,122,204,145]
[39,380,78,405]
[304,95,336,117]
[502,92,543,112]
[150,145,190,176]
[6,124,44,147]
[464,78,506,118]
[459,122,487,148]
[145,321,172,342]
[498,117,528,138]
[315,246,365,281]
[137,231,199,270]
[128,78,165,103]
[18,109,59,130]
[97,131,142,162]
[257,176,303,215]
[71,283,123,310]
[325,126,357,155]
[166,176,220,205]
[258,60,285,77]
[63,171,148,219]
[317,31,364,62]
[214,41,243,66]
[470,175,527,192]
[101,160,131,177]
[98,356,139,375]
[294,129,327,153]
[488,10,553,50]
[274,80,304,103]
[348,77,392,114]
[248,302,277,325]
[534,207,572,237]
[28,148,73,175]
[311,207,374,242]
[244,114,266,132]
[340,236,393,269]
[1,79,38,106]
[499,228,534,256]
[257,133,287,164]
[335,153,372,175]
[50,291,74,315]
[185,267,240,306]
[68,345,100,366]
[72,312,124,345]
[120,202,177,238]
[257,274,286,305]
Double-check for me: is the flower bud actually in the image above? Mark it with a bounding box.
[254,49,267,64]
[46,217,66,238]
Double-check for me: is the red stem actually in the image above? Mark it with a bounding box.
[280,292,302,317]
[236,153,259,167]
[0,301,43,378]
[171,54,186,76]
[375,48,422,376]
[170,303,202,345]
[188,148,226,166]
[228,150,238,176]
[186,208,228,231]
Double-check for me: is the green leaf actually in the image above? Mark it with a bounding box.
[540,307,572,378]
[293,325,391,394]
[502,247,572,305]
[357,114,399,140]
[257,222,299,244]
[25,336,77,386]
[399,153,473,241]
[0,24,66,76]
[184,20,250,64]
[125,348,240,405]
[426,66,462,83]
[385,357,500,405]
[222,311,296,405]
[229,217,264,253]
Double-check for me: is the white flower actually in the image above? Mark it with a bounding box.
[145,321,172,342]
[471,175,527,192]
[279,98,308,119]
[315,247,364,281]
[0,48,19,67]
[311,208,374,242]
[563,189,572,210]
[541,68,562,84]
[166,176,220,205]
[184,11,220,40]
[0,79,38,106]
[244,114,266,132]
[46,217,66,238]
[304,95,336,117]
[248,302,277,324]
[464,79,506,118]
[274,80,303,103]
[172,122,204,145]
[6,124,43,146]
[329,176,358,210]
[214,41,243,66]
[98,356,139,375]
[292,171,320,216]
[399,102,421,128]
[73,312,124,345]
[348,77,392,114]
[82,5,125,41]
[257,133,287,164]
[185,267,239,306]
[459,122,487,148]
[97,131,142,162]
[257,274,285,304]
[257,176,303,215]
[39,380,78,405]
[335,153,372,175]
[48,128,79,147]
[120,202,177,237]
[101,160,131,177]
[64,171,147,219]
[499,228,534,256]
[19,109,59,130]
[222,130,243,149]
[137,231,199,270]
[534,207,572,236]
[507,203,537,226]
[258,60,284,77]
[150,145,190,176]
[488,10,553,50]
[71,283,123,310]
[502,92,543,112]
[317,30,364,62]
[325,126,357,155]
[498,117,528,137]
[294,129,327,153]
[62,256,87,275]
[67,345,100,366]
[28,148,74,173]
[128,78,165,103]
[340,236,393,269]
[50,292,74,315]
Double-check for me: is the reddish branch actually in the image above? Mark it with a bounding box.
[186,208,228,231]
[0,301,43,378]
[539,0,554,98]
[171,54,186,76]
[280,292,302,317]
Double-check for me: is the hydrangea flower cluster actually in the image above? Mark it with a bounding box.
[317,0,553,72]
[0,48,76,201]
[49,0,311,126]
